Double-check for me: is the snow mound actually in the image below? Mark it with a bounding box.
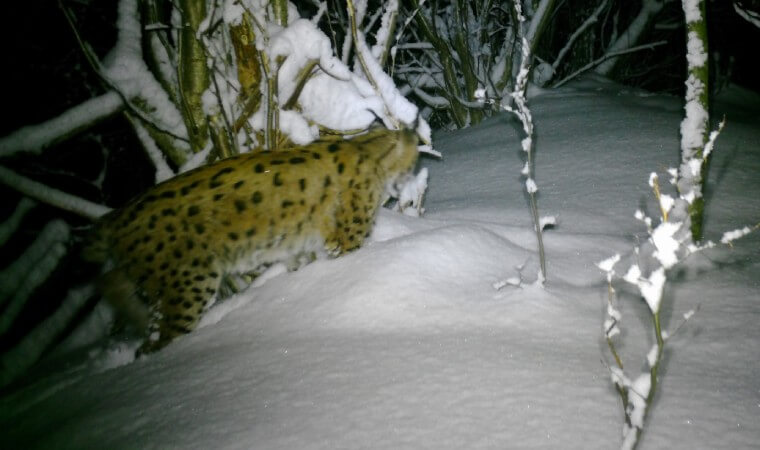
[208,220,539,338]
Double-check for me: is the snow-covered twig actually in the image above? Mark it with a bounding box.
[553,40,668,88]
[412,86,450,108]
[525,0,557,55]
[62,0,190,151]
[347,0,400,128]
[598,8,753,441]
[395,42,434,51]
[370,0,399,66]
[734,1,760,28]
[598,167,757,449]
[0,92,124,157]
[0,198,36,247]
[0,221,70,335]
[393,168,429,217]
[552,0,610,73]
[594,0,669,76]
[126,115,175,183]
[0,285,96,388]
[0,166,111,220]
[501,2,547,282]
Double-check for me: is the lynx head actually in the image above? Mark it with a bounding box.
[364,126,420,182]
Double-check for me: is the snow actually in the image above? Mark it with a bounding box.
[3,76,760,449]
[684,31,707,68]
[0,286,96,387]
[678,18,710,207]
[222,0,246,25]
[638,266,667,314]
[369,0,398,61]
[658,193,675,215]
[0,92,125,157]
[130,119,175,183]
[103,0,187,143]
[0,198,35,246]
[682,0,702,24]
[593,0,666,76]
[525,177,538,193]
[720,225,754,244]
[395,168,429,217]
[680,75,708,155]
[269,19,336,106]
[734,2,760,28]
[269,16,421,136]
[0,166,112,220]
[299,72,385,130]
[623,264,642,286]
[352,28,419,128]
[0,221,70,335]
[650,221,682,269]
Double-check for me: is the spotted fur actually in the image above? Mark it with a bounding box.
[83,127,419,354]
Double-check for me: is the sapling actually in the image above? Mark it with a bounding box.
[597,154,758,450]
[476,1,553,287]
[594,2,757,446]
[500,1,548,282]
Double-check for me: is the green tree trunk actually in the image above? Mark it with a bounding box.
[679,0,710,241]
[178,0,210,153]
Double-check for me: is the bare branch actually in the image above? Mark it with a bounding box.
[594,0,668,76]
[553,41,667,88]
[552,0,610,72]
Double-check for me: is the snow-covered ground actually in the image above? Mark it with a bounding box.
[3,76,759,449]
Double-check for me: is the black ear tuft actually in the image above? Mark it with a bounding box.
[411,113,420,132]
[366,109,385,130]
[397,113,419,134]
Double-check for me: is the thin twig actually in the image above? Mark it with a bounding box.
[553,40,668,88]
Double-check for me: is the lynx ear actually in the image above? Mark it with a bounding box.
[395,114,419,135]
[410,114,420,133]
[366,109,386,130]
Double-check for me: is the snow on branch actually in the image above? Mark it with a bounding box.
[0,198,36,246]
[0,166,111,220]
[370,0,399,66]
[346,0,418,129]
[525,0,556,54]
[598,164,757,449]
[594,0,668,76]
[734,1,760,28]
[678,0,711,240]
[265,17,378,135]
[0,220,70,335]
[0,92,124,158]
[553,41,668,88]
[237,3,426,143]
[127,116,175,183]
[499,2,547,282]
[0,285,96,388]
[102,0,188,143]
[551,0,610,73]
